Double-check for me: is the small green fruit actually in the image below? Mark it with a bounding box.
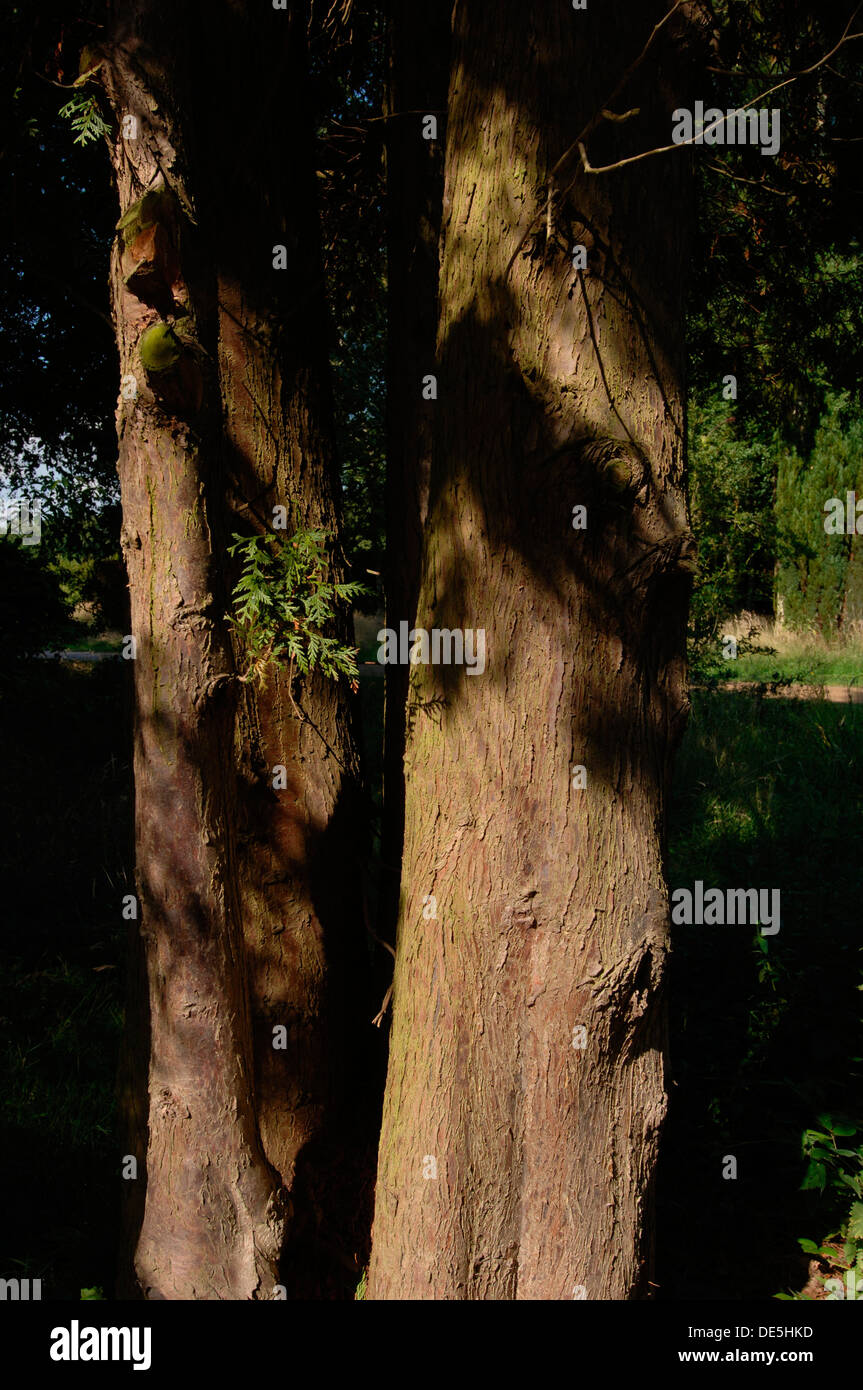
[139,322,182,373]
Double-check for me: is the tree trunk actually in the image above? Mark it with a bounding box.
[101,0,364,1299]
[369,0,700,1300]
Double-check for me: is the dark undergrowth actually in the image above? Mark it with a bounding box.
[0,660,133,1300]
[657,691,863,1300]
[1,665,859,1300]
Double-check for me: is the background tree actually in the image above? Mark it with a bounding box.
[686,396,777,656]
[686,0,863,645]
[0,10,124,642]
[690,0,863,439]
[776,392,863,633]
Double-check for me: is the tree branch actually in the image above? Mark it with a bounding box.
[505,1,689,279]
[579,9,863,175]
[704,161,788,196]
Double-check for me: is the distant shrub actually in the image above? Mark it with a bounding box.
[776,393,863,634]
[0,537,71,667]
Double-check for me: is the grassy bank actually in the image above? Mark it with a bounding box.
[711,614,863,686]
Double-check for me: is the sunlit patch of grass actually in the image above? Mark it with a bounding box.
[718,613,863,685]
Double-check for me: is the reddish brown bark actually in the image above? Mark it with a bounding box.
[101,0,365,1299]
[369,0,701,1300]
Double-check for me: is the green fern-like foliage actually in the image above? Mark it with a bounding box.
[228,526,367,691]
[776,1117,863,1298]
[59,93,110,146]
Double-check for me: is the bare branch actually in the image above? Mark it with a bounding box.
[505,1,688,279]
[600,107,641,124]
[579,75,795,174]
[550,0,688,181]
[704,161,789,196]
[579,15,863,176]
[799,4,862,73]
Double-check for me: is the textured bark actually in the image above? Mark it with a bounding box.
[101,0,364,1299]
[369,1,699,1300]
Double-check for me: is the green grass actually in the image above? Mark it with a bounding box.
[730,649,863,684]
[705,614,863,687]
[59,636,123,653]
